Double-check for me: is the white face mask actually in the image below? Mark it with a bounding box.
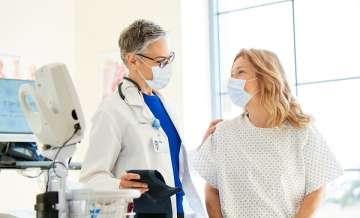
[137,58,173,90]
[146,64,172,90]
[227,77,257,107]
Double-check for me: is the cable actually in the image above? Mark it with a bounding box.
[52,161,68,178]
[18,169,44,179]
[45,125,81,192]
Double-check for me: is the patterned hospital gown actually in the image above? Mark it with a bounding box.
[193,114,343,218]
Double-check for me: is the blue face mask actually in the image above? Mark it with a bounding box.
[227,77,257,107]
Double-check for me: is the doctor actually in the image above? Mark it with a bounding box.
[79,19,205,218]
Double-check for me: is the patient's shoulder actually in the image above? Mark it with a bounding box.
[212,115,244,138]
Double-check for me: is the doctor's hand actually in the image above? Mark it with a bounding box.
[202,119,223,144]
[120,173,149,194]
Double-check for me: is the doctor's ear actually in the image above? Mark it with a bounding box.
[126,53,138,68]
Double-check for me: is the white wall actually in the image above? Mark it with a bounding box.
[181,0,212,150]
[0,0,76,75]
[180,0,212,209]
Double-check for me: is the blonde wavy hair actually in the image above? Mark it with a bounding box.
[235,48,311,128]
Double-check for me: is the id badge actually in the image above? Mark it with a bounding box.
[152,133,168,153]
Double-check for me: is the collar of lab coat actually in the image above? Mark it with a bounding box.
[121,79,172,115]
[122,79,170,108]
[121,79,144,107]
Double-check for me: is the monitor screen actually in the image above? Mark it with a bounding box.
[0,79,36,142]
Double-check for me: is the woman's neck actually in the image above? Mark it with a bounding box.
[245,96,272,128]
[128,72,153,95]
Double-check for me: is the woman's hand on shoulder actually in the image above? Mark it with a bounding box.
[202,119,223,144]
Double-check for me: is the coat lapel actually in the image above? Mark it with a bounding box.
[122,80,152,124]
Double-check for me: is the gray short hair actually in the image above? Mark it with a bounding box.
[118,19,166,65]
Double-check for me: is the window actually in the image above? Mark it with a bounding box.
[210,0,360,216]
[217,1,296,118]
[295,0,360,83]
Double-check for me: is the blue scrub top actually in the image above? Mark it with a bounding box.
[143,92,184,214]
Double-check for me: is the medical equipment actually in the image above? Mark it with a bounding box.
[0,79,37,143]
[118,77,141,100]
[19,63,85,147]
[0,79,46,168]
[18,63,83,217]
[1,141,46,161]
[118,77,161,129]
[18,63,140,217]
[67,189,140,217]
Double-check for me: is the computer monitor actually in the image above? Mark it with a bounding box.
[0,79,36,142]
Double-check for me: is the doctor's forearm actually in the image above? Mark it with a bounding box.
[205,183,223,218]
[295,186,326,218]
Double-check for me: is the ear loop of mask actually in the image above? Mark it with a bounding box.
[135,56,153,82]
[245,77,260,98]
[242,77,260,116]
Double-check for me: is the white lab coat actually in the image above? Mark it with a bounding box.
[79,79,206,218]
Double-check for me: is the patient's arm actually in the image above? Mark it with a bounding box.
[295,186,326,218]
[205,183,223,218]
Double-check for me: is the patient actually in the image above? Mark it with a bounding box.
[193,48,343,218]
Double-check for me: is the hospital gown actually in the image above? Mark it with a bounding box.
[193,114,343,218]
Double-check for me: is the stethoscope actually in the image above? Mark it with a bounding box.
[118,77,161,130]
